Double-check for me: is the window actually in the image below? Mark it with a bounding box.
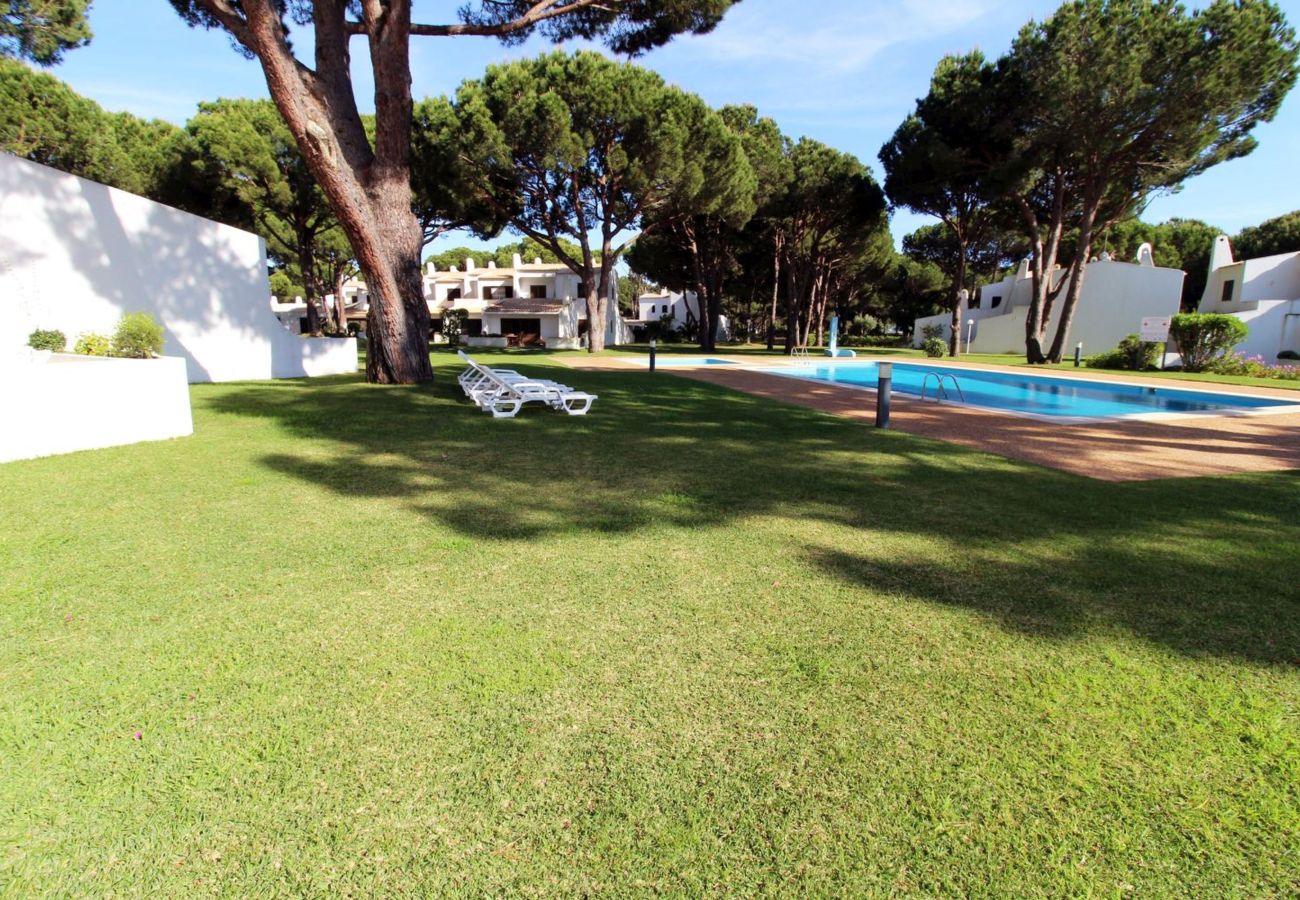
[1221,279,1235,304]
[531,284,548,300]
[990,295,1002,309]
[446,287,462,301]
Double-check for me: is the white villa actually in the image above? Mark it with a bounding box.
[633,291,732,341]
[914,244,1185,355]
[1197,235,1300,360]
[286,254,633,349]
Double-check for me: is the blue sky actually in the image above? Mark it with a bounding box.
[45,0,1300,250]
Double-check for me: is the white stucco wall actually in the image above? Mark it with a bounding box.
[2,352,192,463]
[637,291,730,340]
[916,259,1184,355]
[0,154,356,382]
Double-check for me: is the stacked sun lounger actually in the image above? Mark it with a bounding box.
[455,350,597,418]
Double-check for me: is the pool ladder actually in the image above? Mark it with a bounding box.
[919,372,965,403]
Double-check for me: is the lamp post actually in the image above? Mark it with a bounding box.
[1074,342,1083,367]
[876,361,893,428]
[649,338,657,373]
[966,318,975,353]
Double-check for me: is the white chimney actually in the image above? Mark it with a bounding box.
[464,257,476,272]
[534,257,543,266]
[512,253,523,269]
[487,260,496,269]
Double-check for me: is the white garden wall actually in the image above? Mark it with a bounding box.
[0,154,356,382]
[1,353,192,463]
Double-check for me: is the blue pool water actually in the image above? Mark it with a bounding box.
[760,361,1295,419]
[652,357,735,367]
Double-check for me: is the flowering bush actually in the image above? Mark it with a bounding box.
[1210,353,1300,381]
[74,333,110,356]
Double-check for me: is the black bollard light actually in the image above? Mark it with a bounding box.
[649,338,657,373]
[876,361,893,428]
[1073,342,1083,367]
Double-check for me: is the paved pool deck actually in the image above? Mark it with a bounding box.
[567,356,1300,482]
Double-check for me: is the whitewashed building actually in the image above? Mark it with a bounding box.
[634,291,732,341]
[1196,235,1300,360]
[325,255,632,349]
[914,244,1185,355]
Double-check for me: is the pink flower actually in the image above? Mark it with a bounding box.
[133,731,142,740]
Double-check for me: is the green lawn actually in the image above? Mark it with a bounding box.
[2,350,1298,895]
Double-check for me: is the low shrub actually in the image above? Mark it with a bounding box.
[111,312,165,359]
[1085,334,1160,371]
[921,323,945,340]
[1169,313,1247,372]
[74,333,110,356]
[921,337,947,358]
[840,334,909,348]
[27,329,66,352]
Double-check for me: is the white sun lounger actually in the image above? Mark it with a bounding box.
[455,352,596,418]
[455,350,571,394]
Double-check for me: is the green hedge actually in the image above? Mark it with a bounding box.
[1169,313,1247,372]
[1085,334,1160,371]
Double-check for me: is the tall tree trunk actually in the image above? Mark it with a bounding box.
[766,234,781,351]
[229,0,432,383]
[1019,174,1065,364]
[1046,201,1099,363]
[297,239,324,336]
[587,254,616,353]
[783,251,800,354]
[685,223,711,350]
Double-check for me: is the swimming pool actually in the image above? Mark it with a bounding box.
[758,361,1298,420]
[650,357,735,367]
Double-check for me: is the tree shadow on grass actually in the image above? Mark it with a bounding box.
[200,359,1300,664]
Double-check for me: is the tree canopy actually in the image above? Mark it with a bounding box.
[628,103,773,349]
[446,50,748,351]
[1234,210,1300,260]
[1,0,91,64]
[0,58,182,197]
[881,0,1298,362]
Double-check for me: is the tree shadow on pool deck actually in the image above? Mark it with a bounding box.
[200,360,1300,664]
